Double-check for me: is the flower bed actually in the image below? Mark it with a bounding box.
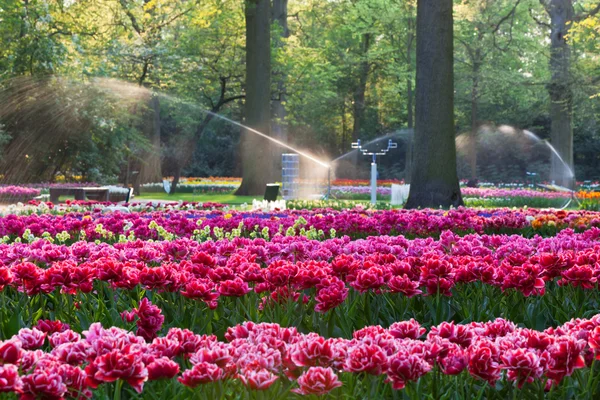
[0,186,41,203]
[1,206,600,399]
[577,191,600,211]
[461,188,570,199]
[328,185,572,206]
[2,207,600,243]
[330,186,392,199]
[2,313,600,399]
[1,230,600,334]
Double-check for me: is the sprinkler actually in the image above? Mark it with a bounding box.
[352,139,398,204]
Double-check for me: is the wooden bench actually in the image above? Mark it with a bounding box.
[49,187,110,204]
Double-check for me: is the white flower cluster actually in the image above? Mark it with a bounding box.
[251,199,287,212]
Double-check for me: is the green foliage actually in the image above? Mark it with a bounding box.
[0,0,598,183]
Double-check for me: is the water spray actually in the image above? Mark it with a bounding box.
[352,139,398,204]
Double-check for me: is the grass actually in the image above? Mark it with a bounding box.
[136,191,258,205]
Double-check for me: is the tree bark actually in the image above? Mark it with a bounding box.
[543,0,574,187]
[405,0,463,209]
[236,0,273,196]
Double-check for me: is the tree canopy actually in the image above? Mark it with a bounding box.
[0,0,599,188]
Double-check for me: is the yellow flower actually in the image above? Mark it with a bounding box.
[83,215,92,221]
[224,213,233,220]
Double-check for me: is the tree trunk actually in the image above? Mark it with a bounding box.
[236,0,272,196]
[170,165,181,195]
[125,153,131,187]
[352,33,371,141]
[341,101,348,152]
[544,0,574,187]
[405,0,463,209]
[139,95,162,184]
[271,0,288,180]
[172,112,217,195]
[348,33,371,179]
[469,57,481,181]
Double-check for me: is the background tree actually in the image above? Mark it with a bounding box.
[405,0,463,208]
[236,0,273,195]
[454,0,523,181]
[533,0,600,186]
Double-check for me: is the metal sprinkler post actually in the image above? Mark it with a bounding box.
[351,139,398,204]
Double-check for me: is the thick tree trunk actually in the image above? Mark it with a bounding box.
[544,0,574,187]
[405,0,463,209]
[236,0,272,196]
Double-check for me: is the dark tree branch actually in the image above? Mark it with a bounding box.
[201,88,216,109]
[492,0,522,51]
[119,0,144,35]
[457,38,476,61]
[530,7,551,29]
[138,60,150,86]
[492,0,522,34]
[574,2,600,22]
[149,7,195,33]
[217,95,245,108]
[47,21,96,38]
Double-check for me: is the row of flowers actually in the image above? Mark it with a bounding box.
[331,179,403,187]
[330,187,572,201]
[3,310,600,398]
[461,188,571,199]
[330,186,392,196]
[0,186,41,201]
[0,183,99,189]
[2,208,599,243]
[3,227,600,270]
[3,229,600,306]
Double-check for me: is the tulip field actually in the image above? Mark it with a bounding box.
[3,204,600,398]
